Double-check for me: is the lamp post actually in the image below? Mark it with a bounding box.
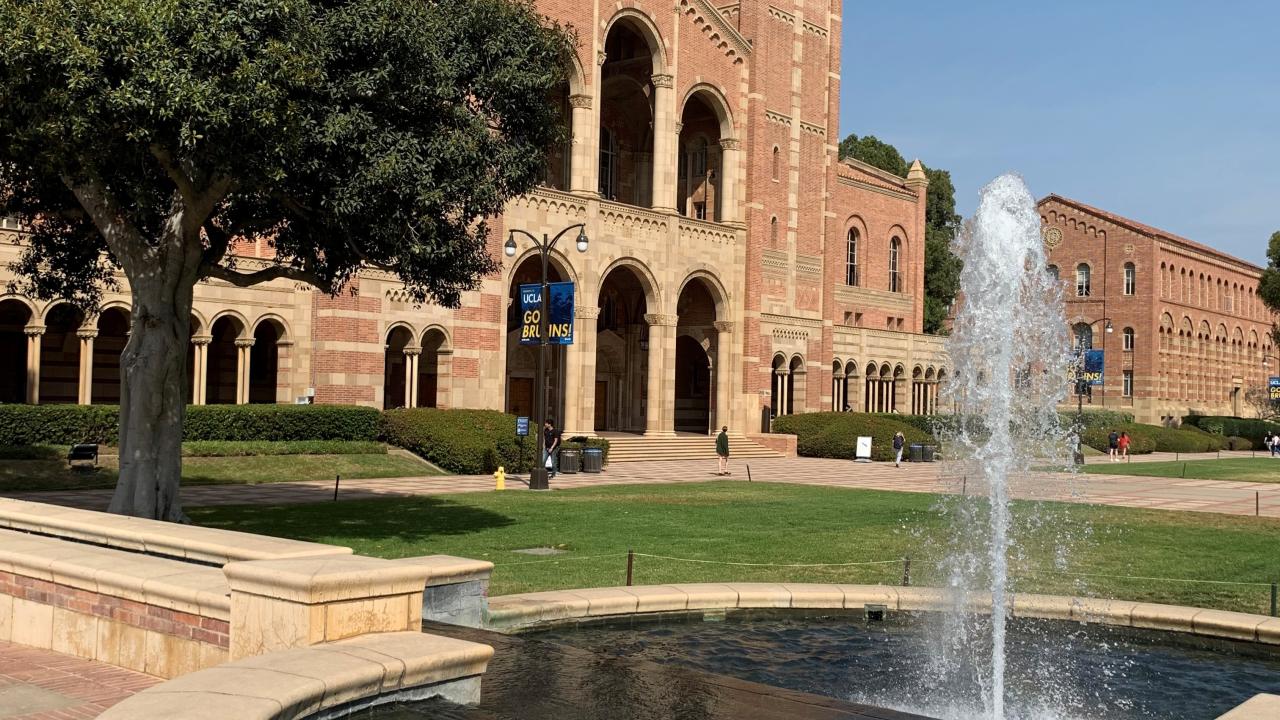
[1072,317,1113,464]
[504,223,589,490]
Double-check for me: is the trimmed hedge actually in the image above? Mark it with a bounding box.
[181,440,387,457]
[381,408,530,474]
[0,404,380,445]
[1081,423,1226,455]
[772,412,933,462]
[1182,415,1280,448]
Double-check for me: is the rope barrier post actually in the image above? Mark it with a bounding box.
[747,464,752,483]
[962,476,966,496]
[1257,491,1261,517]
[333,475,340,502]
[1181,462,1186,479]
[1271,583,1277,618]
[902,556,911,587]
[626,549,634,587]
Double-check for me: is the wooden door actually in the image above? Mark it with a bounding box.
[509,377,533,419]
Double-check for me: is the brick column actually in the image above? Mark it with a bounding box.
[234,338,255,404]
[644,313,676,436]
[191,336,211,405]
[77,329,97,405]
[650,74,676,212]
[713,321,734,431]
[24,325,44,405]
[568,94,596,196]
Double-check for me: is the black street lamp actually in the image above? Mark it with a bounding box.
[1071,317,1113,464]
[504,223,589,490]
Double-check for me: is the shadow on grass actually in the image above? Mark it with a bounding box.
[188,495,515,545]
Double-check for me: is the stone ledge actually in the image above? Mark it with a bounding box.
[96,630,494,720]
[0,497,350,565]
[1217,693,1280,719]
[224,556,430,604]
[394,555,494,586]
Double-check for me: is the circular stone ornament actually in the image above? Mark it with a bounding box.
[1042,226,1063,249]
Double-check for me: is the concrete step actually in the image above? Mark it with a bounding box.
[600,435,781,463]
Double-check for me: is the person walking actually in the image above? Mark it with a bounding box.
[1118,431,1130,460]
[543,418,561,478]
[1107,429,1120,462]
[1266,431,1278,457]
[893,431,906,468]
[715,426,730,476]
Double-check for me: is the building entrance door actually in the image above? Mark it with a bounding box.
[509,378,533,419]
[594,381,608,429]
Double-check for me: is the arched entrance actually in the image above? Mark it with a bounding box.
[594,266,649,432]
[677,92,726,221]
[505,257,567,423]
[674,279,719,434]
[0,299,32,403]
[419,328,449,408]
[206,316,244,405]
[788,356,805,414]
[770,355,787,418]
[249,319,285,404]
[384,325,414,410]
[91,307,130,404]
[40,304,85,404]
[598,20,658,206]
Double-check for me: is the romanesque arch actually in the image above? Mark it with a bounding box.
[0,297,33,403]
[249,316,289,404]
[674,274,724,434]
[598,13,665,206]
[206,314,246,405]
[39,304,85,405]
[91,306,130,405]
[418,326,451,409]
[383,323,415,410]
[593,262,651,432]
[678,86,734,222]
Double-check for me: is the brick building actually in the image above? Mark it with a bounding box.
[1039,195,1277,424]
[0,0,949,437]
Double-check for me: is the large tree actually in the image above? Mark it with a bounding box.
[0,0,572,520]
[838,133,962,335]
[1260,231,1280,347]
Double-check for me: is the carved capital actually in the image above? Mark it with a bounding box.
[650,73,674,89]
[674,121,684,134]
[644,313,678,327]
[403,347,422,357]
[234,338,256,349]
[718,138,741,151]
[23,324,45,337]
[575,306,601,319]
[597,50,608,66]
[713,321,735,333]
[76,329,98,340]
[191,335,213,346]
[569,94,593,109]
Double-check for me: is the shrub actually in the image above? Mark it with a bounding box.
[381,408,532,474]
[181,440,386,457]
[772,412,933,462]
[184,405,380,441]
[1061,409,1136,429]
[1182,415,1280,447]
[1224,436,1253,451]
[0,404,119,445]
[1080,423,1225,455]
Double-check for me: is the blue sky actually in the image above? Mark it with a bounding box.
[837,1,1278,266]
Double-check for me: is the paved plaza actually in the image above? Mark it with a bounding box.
[0,641,158,720]
[7,451,1278,518]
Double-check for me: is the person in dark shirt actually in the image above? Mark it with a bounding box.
[893,431,906,468]
[543,419,562,478]
[1107,429,1119,462]
[715,426,730,476]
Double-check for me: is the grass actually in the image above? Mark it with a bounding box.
[1083,458,1280,482]
[189,482,1280,614]
[0,441,439,492]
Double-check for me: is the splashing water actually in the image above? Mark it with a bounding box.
[933,174,1076,719]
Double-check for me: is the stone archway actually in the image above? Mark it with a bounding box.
[91,307,130,405]
[505,257,567,424]
[39,304,85,405]
[249,319,286,404]
[598,19,660,206]
[593,265,649,432]
[384,325,414,410]
[674,278,719,434]
[206,315,244,405]
[418,328,449,409]
[0,299,33,403]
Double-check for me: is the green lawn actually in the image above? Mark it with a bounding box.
[189,482,1280,614]
[1083,458,1280,482]
[0,443,439,492]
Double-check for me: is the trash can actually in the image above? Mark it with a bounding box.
[909,444,924,462]
[559,449,581,474]
[582,447,604,473]
[922,445,936,462]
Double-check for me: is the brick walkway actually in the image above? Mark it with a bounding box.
[8,451,1279,518]
[0,641,158,719]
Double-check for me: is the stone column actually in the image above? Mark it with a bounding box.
[568,94,596,196]
[191,336,211,405]
[644,313,676,436]
[565,306,599,436]
[717,138,741,224]
[650,74,677,212]
[24,325,44,405]
[404,347,421,409]
[234,338,255,404]
[77,329,97,405]
[713,321,734,431]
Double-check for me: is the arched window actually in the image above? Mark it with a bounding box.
[771,146,780,181]
[769,216,778,247]
[1076,264,1091,297]
[1123,263,1135,296]
[1122,327,1135,352]
[598,127,617,200]
[1073,322,1093,350]
[1046,264,1059,282]
[888,237,902,293]
[845,229,859,286]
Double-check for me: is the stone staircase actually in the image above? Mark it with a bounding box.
[603,434,782,463]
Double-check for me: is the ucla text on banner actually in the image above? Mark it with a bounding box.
[519,282,575,345]
[1269,376,1280,401]
[1081,350,1104,386]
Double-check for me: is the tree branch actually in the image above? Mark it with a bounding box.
[202,261,327,290]
[150,144,198,207]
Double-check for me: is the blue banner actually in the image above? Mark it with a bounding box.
[519,282,575,346]
[1269,376,1280,401]
[1082,350,1104,387]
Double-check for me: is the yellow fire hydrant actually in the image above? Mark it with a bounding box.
[494,466,505,491]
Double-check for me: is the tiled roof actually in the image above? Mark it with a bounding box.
[838,158,912,193]
[1038,194,1263,273]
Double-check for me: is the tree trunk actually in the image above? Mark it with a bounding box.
[107,259,197,521]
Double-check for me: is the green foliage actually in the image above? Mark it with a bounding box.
[181,440,386,457]
[1260,231,1280,347]
[381,408,531,474]
[837,134,908,176]
[0,404,380,445]
[772,412,933,462]
[1224,436,1254,451]
[1182,415,1280,447]
[1080,423,1226,455]
[1065,409,1137,429]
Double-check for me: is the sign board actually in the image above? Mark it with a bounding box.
[854,436,873,462]
[1270,377,1280,401]
[519,282,576,346]
[516,416,530,437]
[1081,350,1104,387]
